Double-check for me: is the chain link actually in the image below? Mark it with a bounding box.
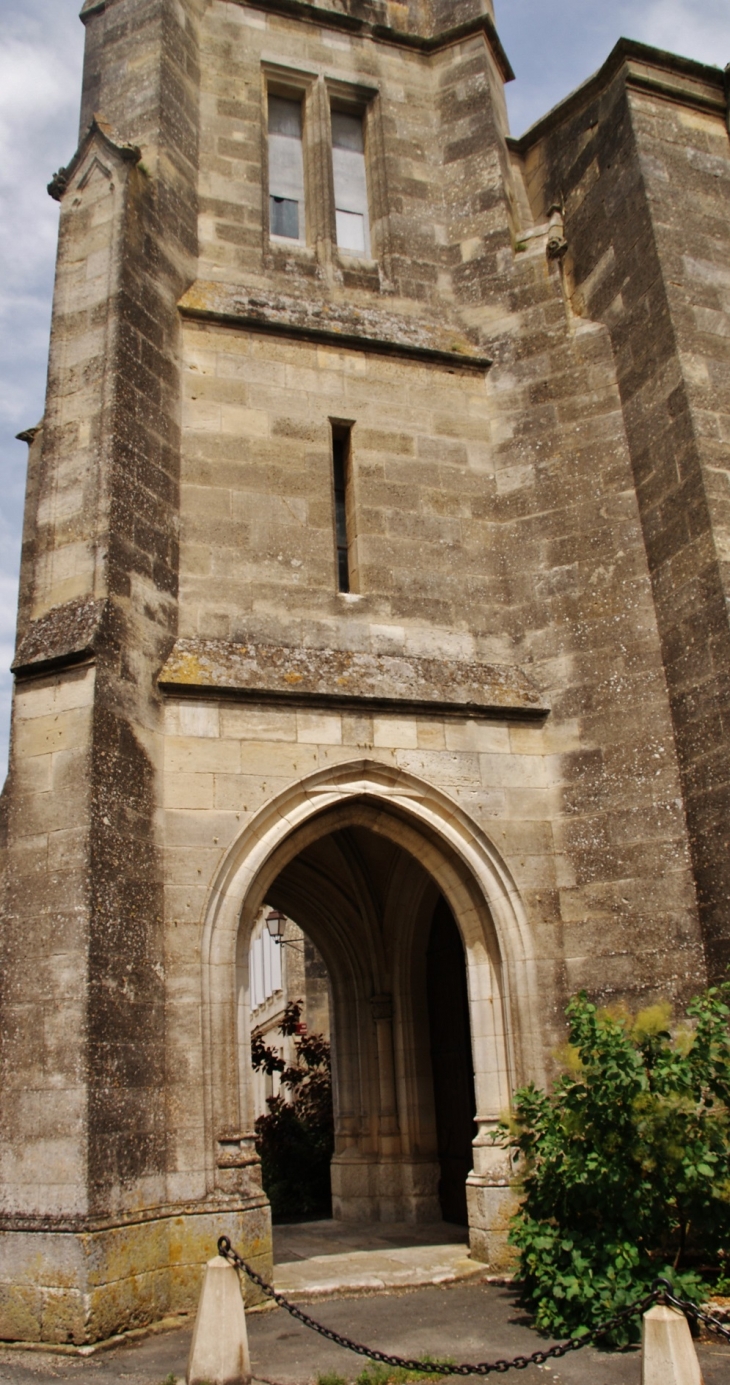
[217,1236,666,1376]
[656,1280,730,1346]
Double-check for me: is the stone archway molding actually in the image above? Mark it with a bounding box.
[200,757,543,1225]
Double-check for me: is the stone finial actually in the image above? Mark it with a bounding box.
[47,168,69,201]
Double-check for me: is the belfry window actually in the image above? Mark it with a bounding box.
[268,95,305,241]
[331,110,370,256]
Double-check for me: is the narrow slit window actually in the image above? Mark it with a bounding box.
[332,424,353,593]
[268,95,305,241]
[331,111,370,256]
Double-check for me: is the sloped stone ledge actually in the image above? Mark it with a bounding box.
[158,638,548,720]
[12,597,109,678]
[178,281,492,371]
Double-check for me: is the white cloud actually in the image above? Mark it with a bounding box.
[0,572,19,642]
[0,0,84,786]
[629,0,730,66]
[499,0,729,136]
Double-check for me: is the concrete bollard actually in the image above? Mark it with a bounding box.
[187,1254,252,1385]
[641,1303,703,1385]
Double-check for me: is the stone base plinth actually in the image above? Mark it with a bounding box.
[464,1132,519,1270]
[466,1177,519,1270]
[331,1154,441,1223]
[0,1198,271,1346]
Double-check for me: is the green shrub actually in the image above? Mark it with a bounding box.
[500,981,730,1345]
[252,1001,334,1222]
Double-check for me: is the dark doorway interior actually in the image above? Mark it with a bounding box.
[426,898,477,1225]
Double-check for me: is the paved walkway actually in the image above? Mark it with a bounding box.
[273,1220,484,1297]
[2,1280,729,1385]
[1,1223,729,1384]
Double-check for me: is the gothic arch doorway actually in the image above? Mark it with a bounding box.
[201,761,542,1257]
[260,823,478,1223]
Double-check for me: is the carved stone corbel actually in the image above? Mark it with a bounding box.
[546,203,568,260]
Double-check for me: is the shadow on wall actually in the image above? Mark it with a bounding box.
[427,899,477,1226]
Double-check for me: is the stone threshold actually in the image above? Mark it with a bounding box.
[273,1242,490,1300]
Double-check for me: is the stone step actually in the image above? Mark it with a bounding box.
[273,1243,486,1299]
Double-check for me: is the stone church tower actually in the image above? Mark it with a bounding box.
[1,0,729,1345]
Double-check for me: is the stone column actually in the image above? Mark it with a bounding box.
[370,993,400,1153]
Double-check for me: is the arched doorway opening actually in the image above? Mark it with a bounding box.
[248,907,335,1222]
[256,825,480,1225]
[202,761,542,1261]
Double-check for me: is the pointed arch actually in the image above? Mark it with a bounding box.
[200,757,542,1205]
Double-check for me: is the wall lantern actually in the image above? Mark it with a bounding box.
[265,909,287,943]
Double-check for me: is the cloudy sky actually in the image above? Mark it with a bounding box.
[0,0,729,784]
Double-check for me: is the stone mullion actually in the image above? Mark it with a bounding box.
[364,91,394,279]
[305,77,337,267]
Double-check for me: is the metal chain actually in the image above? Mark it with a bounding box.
[657,1281,730,1345]
[217,1236,661,1376]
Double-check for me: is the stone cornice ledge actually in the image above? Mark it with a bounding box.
[226,0,513,78]
[12,597,109,678]
[159,638,549,720]
[178,281,492,371]
[0,1193,266,1236]
[80,0,515,79]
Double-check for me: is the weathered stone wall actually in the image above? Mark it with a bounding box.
[2,666,96,1219]
[0,0,272,1347]
[0,1,724,1347]
[179,5,705,1029]
[515,40,730,978]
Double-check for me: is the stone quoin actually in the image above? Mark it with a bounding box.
[1,0,729,1347]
